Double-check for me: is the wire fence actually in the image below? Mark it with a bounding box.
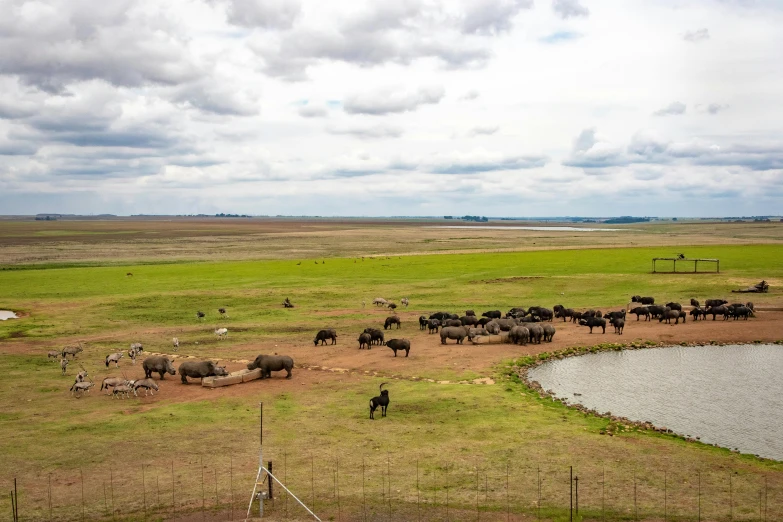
[3,450,781,521]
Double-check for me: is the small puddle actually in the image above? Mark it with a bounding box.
[0,311,19,321]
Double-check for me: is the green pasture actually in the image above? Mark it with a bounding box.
[1,244,782,520]
[0,244,780,344]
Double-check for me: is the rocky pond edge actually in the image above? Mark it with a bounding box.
[507,338,783,463]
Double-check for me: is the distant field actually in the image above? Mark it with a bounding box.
[0,217,782,265]
[1,220,782,520]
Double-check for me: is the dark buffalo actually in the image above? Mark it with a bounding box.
[533,308,554,322]
[427,320,440,334]
[705,305,729,320]
[482,310,502,319]
[314,329,338,346]
[384,316,402,330]
[630,306,650,321]
[418,316,428,330]
[647,305,667,319]
[705,299,728,308]
[631,296,655,305]
[440,326,467,344]
[460,315,479,327]
[494,318,518,331]
[579,317,607,334]
[731,306,753,320]
[555,308,575,322]
[142,356,176,380]
[443,319,463,328]
[429,312,451,321]
[690,298,700,308]
[247,354,294,379]
[386,339,411,357]
[603,310,626,321]
[477,317,493,327]
[465,310,476,317]
[363,328,385,345]
[358,333,372,350]
[178,361,228,384]
[659,309,685,324]
[665,302,682,311]
[611,317,625,335]
[518,316,539,323]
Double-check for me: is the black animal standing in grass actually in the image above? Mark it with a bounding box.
[370,383,389,420]
[196,311,205,320]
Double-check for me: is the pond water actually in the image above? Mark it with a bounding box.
[527,344,783,460]
[431,226,626,232]
[0,311,18,320]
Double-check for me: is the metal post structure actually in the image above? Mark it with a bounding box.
[570,466,573,522]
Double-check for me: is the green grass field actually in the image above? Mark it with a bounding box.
[1,242,782,520]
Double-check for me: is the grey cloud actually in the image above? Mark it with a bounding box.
[0,1,200,93]
[171,82,260,116]
[468,125,499,136]
[429,155,548,174]
[683,28,710,42]
[654,102,686,116]
[705,103,729,114]
[460,90,480,101]
[327,124,403,139]
[298,105,328,118]
[0,139,38,156]
[220,0,301,29]
[564,128,783,171]
[254,3,494,80]
[461,0,533,35]
[344,86,445,115]
[552,0,590,19]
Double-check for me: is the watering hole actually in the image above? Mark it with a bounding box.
[0,311,18,320]
[528,344,783,460]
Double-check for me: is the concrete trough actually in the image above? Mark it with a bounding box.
[202,368,261,388]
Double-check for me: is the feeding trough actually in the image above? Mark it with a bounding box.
[202,368,262,388]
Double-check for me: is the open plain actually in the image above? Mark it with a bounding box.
[1,218,783,521]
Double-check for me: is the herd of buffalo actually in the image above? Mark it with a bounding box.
[53,293,757,403]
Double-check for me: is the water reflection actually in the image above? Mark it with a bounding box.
[528,345,783,460]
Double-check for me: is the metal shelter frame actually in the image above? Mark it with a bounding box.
[652,257,719,273]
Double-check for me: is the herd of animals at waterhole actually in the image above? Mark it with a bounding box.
[45,291,761,418]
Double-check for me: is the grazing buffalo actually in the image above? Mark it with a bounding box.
[178,361,228,384]
[482,310,502,319]
[705,299,728,308]
[427,320,440,334]
[579,317,607,334]
[647,305,667,320]
[440,326,467,344]
[429,312,451,321]
[247,354,294,379]
[690,308,707,321]
[364,328,385,345]
[603,310,626,321]
[508,326,530,345]
[386,339,411,357]
[631,296,655,305]
[665,302,682,311]
[731,306,753,320]
[314,329,338,346]
[142,356,176,380]
[706,305,729,320]
[358,333,372,350]
[533,308,554,322]
[630,306,651,321]
[384,316,402,330]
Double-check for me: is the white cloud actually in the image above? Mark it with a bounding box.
[1,0,782,216]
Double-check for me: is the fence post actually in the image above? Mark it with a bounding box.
[142,464,146,520]
[537,466,541,522]
[476,465,480,522]
[49,473,53,521]
[570,466,573,522]
[698,471,701,522]
[575,475,579,516]
[171,460,175,518]
[201,456,205,521]
[81,468,86,522]
[506,462,509,522]
[362,457,366,522]
[633,469,637,521]
[729,472,733,522]
[267,462,273,502]
[664,470,667,522]
[230,456,234,521]
[336,457,341,522]
[416,459,420,522]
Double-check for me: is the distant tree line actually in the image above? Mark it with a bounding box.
[444,215,488,222]
[603,216,651,224]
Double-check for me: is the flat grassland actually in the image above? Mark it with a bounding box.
[1,218,782,521]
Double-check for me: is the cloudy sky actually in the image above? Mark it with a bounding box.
[1,0,782,217]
